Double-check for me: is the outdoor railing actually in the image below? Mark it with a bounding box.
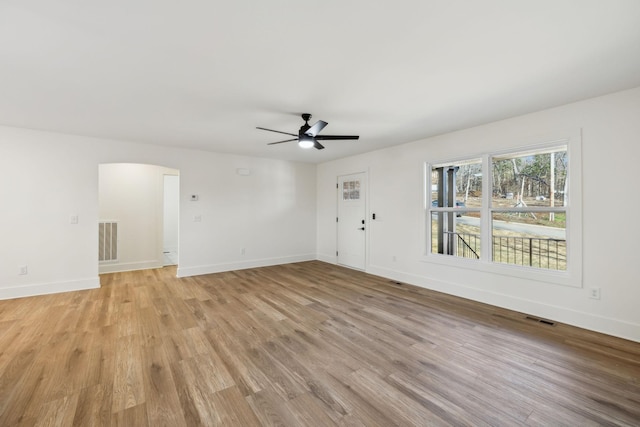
[493,235,566,270]
[446,231,567,270]
[451,232,480,259]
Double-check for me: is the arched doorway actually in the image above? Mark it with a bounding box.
[98,163,180,273]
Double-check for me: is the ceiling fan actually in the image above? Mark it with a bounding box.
[257,113,359,150]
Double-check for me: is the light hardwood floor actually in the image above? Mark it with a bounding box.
[1,261,639,426]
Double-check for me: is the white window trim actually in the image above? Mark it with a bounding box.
[422,132,582,288]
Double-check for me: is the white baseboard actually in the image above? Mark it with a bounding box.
[176,254,316,278]
[316,253,337,264]
[99,260,163,274]
[367,264,640,343]
[0,277,100,300]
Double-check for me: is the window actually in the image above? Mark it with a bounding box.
[491,147,567,270]
[425,137,581,287]
[429,159,482,259]
[342,180,361,200]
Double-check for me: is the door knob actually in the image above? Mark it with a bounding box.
[358,227,365,230]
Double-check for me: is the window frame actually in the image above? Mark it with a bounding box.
[423,134,582,288]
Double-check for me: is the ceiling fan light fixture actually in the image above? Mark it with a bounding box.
[298,135,315,149]
[259,113,359,151]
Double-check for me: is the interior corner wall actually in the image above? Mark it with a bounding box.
[98,163,179,273]
[317,86,640,343]
[0,126,317,300]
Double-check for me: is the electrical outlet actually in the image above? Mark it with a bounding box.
[589,287,601,300]
[241,248,246,255]
[19,265,28,275]
[70,215,79,224]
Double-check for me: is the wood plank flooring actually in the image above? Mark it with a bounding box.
[1,261,639,426]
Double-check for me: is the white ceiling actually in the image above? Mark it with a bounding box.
[1,1,640,163]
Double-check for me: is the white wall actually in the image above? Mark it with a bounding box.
[0,127,317,299]
[175,150,317,277]
[317,86,640,342]
[0,128,100,298]
[99,163,179,273]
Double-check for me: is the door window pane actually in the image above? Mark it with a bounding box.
[343,180,360,200]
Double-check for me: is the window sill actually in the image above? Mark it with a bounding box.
[420,253,582,288]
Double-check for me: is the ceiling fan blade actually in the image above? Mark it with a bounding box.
[267,138,298,145]
[305,120,328,137]
[315,135,360,140]
[256,127,297,137]
[313,140,325,150]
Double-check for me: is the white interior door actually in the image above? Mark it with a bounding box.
[337,172,366,270]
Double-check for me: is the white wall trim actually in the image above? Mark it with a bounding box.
[99,260,163,274]
[367,264,640,343]
[0,277,100,300]
[176,254,316,278]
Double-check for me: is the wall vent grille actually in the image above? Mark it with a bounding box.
[525,315,556,326]
[99,221,118,262]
